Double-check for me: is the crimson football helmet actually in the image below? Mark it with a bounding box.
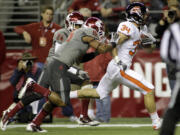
[65,11,85,32]
[126,2,148,25]
[83,17,105,39]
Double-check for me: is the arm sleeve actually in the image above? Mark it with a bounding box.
[80,52,99,63]
[14,23,37,35]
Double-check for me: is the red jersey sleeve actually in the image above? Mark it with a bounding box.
[104,52,112,68]
[14,23,38,35]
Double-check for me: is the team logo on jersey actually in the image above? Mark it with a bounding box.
[59,65,63,70]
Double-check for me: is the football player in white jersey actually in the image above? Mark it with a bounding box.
[70,2,161,130]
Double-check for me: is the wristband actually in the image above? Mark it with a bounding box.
[111,42,116,48]
[114,56,120,63]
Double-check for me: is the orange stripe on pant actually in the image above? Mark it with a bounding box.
[120,70,152,93]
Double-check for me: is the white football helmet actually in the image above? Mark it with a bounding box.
[65,11,85,32]
[83,17,105,40]
[126,2,147,25]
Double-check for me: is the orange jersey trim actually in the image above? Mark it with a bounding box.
[120,70,152,93]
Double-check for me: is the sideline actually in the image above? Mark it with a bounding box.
[7,124,180,129]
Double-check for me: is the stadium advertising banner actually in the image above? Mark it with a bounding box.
[0,50,171,118]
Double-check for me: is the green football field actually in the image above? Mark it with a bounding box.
[0,118,180,135]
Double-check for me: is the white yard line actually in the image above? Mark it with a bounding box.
[7,124,180,129]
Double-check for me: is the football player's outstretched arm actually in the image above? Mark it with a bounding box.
[112,48,118,58]
[82,36,115,54]
[112,32,129,63]
[117,32,129,45]
[110,32,128,58]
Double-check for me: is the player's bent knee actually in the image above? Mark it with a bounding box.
[143,82,154,95]
[144,90,155,100]
[48,91,66,107]
[147,83,154,91]
[21,93,42,106]
[43,101,54,113]
[147,89,154,95]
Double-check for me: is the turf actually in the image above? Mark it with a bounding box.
[0,118,179,135]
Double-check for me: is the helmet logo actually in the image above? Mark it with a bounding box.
[84,17,105,39]
[95,21,101,28]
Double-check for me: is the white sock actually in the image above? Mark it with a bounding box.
[70,91,78,98]
[88,109,95,120]
[150,112,159,121]
[88,109,94,115]
[81,84,93,89]
[8,102,17,111]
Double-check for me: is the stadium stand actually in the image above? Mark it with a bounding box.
[0,0,40,49]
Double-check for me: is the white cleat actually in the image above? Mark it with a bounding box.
[26,123,47,133]
[88,120,100,126]
[152,118,162,130]
[18,77,35,99]
[69,115,78,122]
[0,110,10,131]
[78,115,100,126]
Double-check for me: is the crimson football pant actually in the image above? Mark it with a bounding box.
[38,59,71,105]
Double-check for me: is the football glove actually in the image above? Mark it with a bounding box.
[68,66,89,80]
[77,70,89,80]
[141,32,156,46]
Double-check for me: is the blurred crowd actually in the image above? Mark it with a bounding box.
[13,0,180,48]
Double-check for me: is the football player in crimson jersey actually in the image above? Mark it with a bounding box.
[70,2,161,130]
